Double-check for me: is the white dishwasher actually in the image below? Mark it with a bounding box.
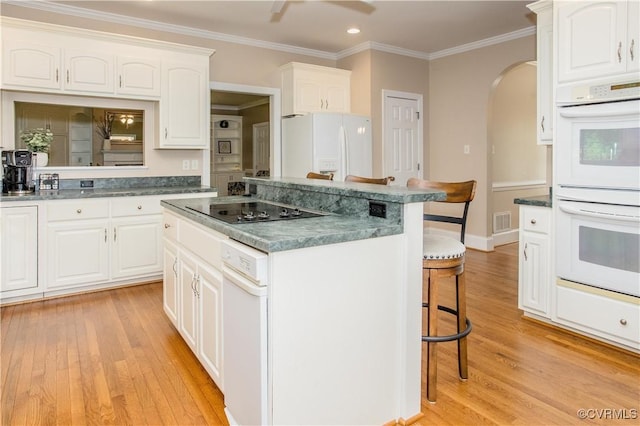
[221,239,269,426]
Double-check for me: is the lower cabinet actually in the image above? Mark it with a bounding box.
[0,204,39,297]
[162,210,225,389]
[46,197,162,291]
[518,205,551,318]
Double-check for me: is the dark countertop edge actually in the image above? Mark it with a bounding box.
[245,177,446,203]
[514,195,552,208]
[0,186,216,202]
[160,198,403,253]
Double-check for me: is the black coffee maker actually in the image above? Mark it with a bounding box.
[2,150,35,195]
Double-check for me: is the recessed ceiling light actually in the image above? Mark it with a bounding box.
[347,27,360,35]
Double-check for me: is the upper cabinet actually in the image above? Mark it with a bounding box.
[280,62,351,116]
[156,55,210,149]
[528,0,553,144]
[556,0,639,83]
[1,17,214,150]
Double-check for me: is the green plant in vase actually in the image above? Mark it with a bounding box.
[20,127,53,166]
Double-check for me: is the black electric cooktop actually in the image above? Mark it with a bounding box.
[186,201,325,224]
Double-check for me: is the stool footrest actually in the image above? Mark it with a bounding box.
[421,303,473,343]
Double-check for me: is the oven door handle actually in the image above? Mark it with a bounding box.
[559,105,638,118]
[558,203,640,223]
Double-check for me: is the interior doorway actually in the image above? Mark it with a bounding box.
[206,82,281,187]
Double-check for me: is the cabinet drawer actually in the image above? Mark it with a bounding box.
[556,283,639,348]
[521,207,550,234]
[111,196,162,217]
[179,219,227,269]
[48,199,109,221]
[162,210,179,241]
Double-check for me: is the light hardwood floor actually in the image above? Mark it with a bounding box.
[1,243,638,425]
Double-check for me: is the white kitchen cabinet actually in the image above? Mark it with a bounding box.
[518,205,551,318]
[528,0,554,144]
[280,62,351,116]
[0,205,39,296]
[556,0,639,83]
[163,210,226,389]
[110,197,163,279]
[162,238,180,327]
[157,56,210,149]
[116,56,161,97]
[555,280,639,350]
[46,199,111,289]
[63,48,115,94]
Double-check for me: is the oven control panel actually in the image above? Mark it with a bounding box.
[558,79,640,104]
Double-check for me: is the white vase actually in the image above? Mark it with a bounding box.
[34,152,48,167]
[103,138,112,150]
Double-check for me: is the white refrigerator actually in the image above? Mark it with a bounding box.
[281,113,372,181]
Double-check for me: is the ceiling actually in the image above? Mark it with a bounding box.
[44,0,535,57]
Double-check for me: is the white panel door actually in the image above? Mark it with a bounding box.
[0,206,38,293]
[252,122,270,174]
[111,216,163,279]
[179,250,199,353]
[198,261,224,389]
[383,93,422,186]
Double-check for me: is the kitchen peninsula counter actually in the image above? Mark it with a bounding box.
[161,176,446,252]
[161,176,444,425]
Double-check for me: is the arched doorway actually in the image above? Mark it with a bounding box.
[488,61,550,246]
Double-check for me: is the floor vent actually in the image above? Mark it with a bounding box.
[493,211,512,233]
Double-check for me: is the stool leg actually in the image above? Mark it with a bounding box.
[456,270,469,380]
[426,268,438,403]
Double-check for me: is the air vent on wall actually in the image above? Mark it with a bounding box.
[493,211,511,233]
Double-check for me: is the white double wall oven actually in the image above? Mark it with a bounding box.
[555,78,640,298]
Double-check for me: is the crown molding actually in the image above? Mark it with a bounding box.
[428,26,536,60]
[2,0,535,62]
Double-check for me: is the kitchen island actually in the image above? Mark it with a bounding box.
[161,177,445,425]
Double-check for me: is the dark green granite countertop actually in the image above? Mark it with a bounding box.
[162,177,446,253]
[0,186,215,202]
[513,195,552,207]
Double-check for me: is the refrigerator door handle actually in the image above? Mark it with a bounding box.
[340,125,348,178]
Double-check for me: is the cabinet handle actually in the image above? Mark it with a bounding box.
[119,75,122,88]
[617,41,622,63]
[137,205,142,210]
[620,319,627,326]
[523,242,528,261]
[321,99,324,109]
[104,228,107,242]
[631,39,636,62]
[326,99,329,109]
[76,209,82,214]
[66,70,70,83]
[540,116,545,133]
[114,227,117,242]
[530,219,537,225]
[190,273,196,293]
[195,276,201,298]
[164,128,168,139]
[164,223,171,228]
[172,258,178,276]
[55,69,59,83]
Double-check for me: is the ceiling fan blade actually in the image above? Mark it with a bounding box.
[271,0,286,14]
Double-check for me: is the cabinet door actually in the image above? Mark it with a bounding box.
[198,261,224,388]
[628,0,639,72]
[163,239,179,327]
[518,233,549,316]
[179,250,199,353]
[0,206,38,293]
[117,56,161,97]
[557,1,627,82]
[532,0,554,144]
[293,75,324,113]
[323,73,351,113]
[64,49,115,94]
[46,220,110,289]
[111,215,163,279]
[215,173,231,196]
[2,39,62,90]
[158,59,209,148]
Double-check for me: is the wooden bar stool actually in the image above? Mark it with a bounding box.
[407,178,476,403]
[306,172,334,180]
[344,174,395,185]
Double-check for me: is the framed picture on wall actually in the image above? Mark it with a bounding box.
[218,140,232,154]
